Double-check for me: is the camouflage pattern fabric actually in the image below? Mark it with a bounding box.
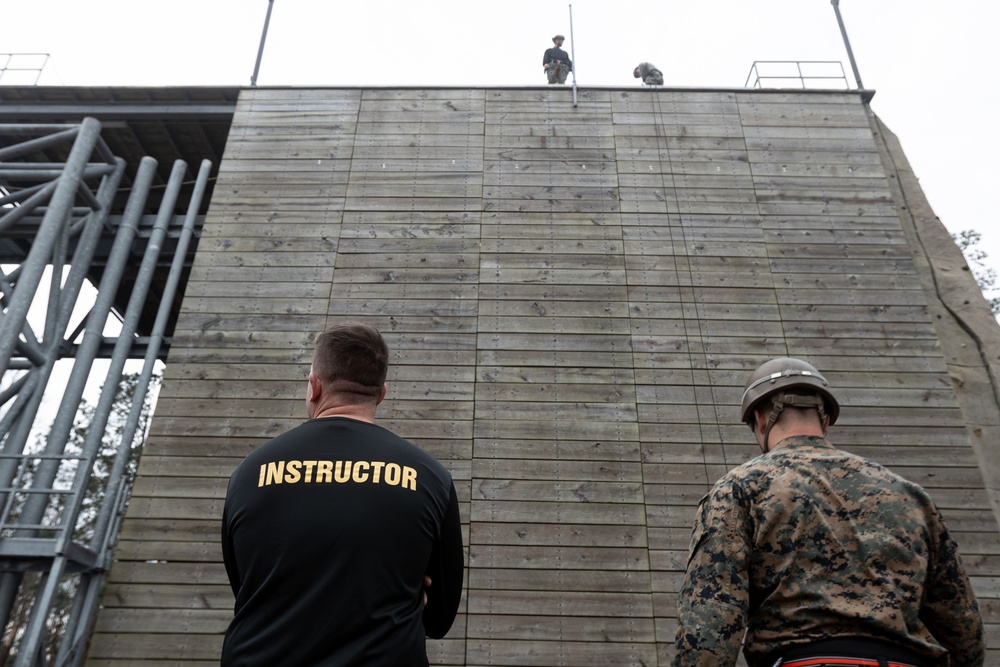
[637,62,663,85]
[672,435,984,667]
[547,62,570,84]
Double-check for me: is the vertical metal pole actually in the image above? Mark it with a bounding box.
[0,158,157,640]
[251,0,275,86]
[568,4,578,107]
[58,160,211,666]
[0,160,124,491]
[12,160,183,667]
[4,158,155,541]
[831,0,864,89]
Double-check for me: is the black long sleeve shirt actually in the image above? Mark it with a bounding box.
[222,417,464,666]
[542,46,572,69]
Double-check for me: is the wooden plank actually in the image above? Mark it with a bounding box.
[213,158,353,173]
[485,111,613,125]
[125,497,224,521]
[88,633,222,661]
[114,539,224,562]
[473,439,641,462]
[614,124,747,140]
[465,639,657,666]
[466,614,656,642]
[344,196,483,211]
[118,518,225,542]
[131,475,229,499]
[469,545,650,571]
[471,522,648,547]
[737,91,862,105]
[100,583,232,610]
[95,609,230,635]
[356,121,485,135]
[611,89,739,107]
[352,157,485,172]
[466,590,653,617]
[485,136,617,150]
[106,560,228,586]
[483,172,620,188]
[180,297,330,316]
[220,142,356,160]
[468,567,652,592]
[358,110,484,123]
[484,88,611,105]
[472,480,644,503]
[361,89,487,102]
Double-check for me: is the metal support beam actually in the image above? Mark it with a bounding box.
[0,119,212,667]
[251,0,276,86]
[831,0,865,90]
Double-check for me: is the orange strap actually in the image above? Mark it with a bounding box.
[783,658,916,667]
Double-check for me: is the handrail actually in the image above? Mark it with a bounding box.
[744,60,849,90]
[0,53,50,86]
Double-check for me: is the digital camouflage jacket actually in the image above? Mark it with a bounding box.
[672,435,984,667]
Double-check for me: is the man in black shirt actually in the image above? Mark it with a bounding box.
[542,34,572,84]
[222,323,464,666]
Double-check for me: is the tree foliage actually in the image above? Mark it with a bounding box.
[952,229,1000,316]
[0,372,160,666]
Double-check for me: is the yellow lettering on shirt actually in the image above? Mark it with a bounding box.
[401,466,417,491]
[257,460,419,491]
[265,461,285,486]
[352,461,370,483]
[384,463,401,485]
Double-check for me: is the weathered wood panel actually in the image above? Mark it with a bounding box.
[88,87,1000,667]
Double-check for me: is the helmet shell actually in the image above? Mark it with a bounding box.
[740,357,840,426]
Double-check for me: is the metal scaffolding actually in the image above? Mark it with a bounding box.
[0,118,210,666]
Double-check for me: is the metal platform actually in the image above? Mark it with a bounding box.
[0,85,238,348]
[0,85,238,667]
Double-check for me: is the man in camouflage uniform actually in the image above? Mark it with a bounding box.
[542,34,572,84]
[633,62,663,85]
[672,357,985,667]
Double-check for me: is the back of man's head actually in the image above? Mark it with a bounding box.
[312,323,389,401]
[741,357,839,426]
[754,395,826,429]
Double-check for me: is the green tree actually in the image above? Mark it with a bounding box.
[0,372,160,666]
[952,229,1000,316]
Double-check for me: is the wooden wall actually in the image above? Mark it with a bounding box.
[87,87,1000,666]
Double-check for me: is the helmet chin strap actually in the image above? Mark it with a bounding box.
[762,392,828,452]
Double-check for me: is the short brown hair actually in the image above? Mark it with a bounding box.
[312,323,389,399]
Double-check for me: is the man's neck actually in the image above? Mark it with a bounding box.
[310,405,376,424]
[762,421,826,452]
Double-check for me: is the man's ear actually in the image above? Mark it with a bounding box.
[753,409,770,453]
[307,372,323,405]
[376,383,387,406]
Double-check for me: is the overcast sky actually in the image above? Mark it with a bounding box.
[4,0,998,305]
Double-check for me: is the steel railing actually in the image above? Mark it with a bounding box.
[745,60,850,90]
[0,54,49,86]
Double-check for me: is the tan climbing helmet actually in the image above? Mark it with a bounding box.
[740,357,840,427]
